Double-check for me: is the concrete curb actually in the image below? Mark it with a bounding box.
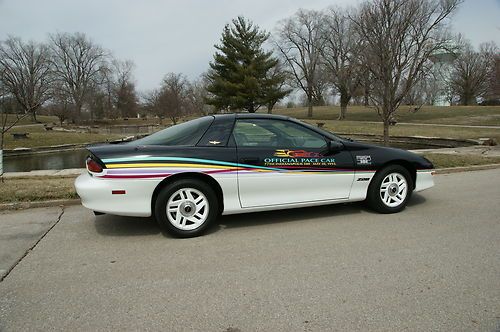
[2,164,500,212]
[0,199,81,212]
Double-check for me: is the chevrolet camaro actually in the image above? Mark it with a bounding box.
[75,114,435,237]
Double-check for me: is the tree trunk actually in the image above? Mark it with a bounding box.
[248,102,255,113]
[307,96,313,118]
[0,132,4,180]
[338,104,347,120]
[74,101,83,123]
[383,119,390,146]
[338,93,350,120]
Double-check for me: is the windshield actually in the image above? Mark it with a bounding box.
[130,116,214,146]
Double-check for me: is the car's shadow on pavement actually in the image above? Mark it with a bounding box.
[407,193,427,207]
[218,193,427,230]
[92,193,427,237]
[94,214,160,237]
[217,202,365,230]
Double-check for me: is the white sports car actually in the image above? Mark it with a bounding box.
[75,114,434,237]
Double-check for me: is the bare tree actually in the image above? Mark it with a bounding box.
[319,7,365,120]
[159,73,190,124]
[449,40,498,105]
[352,0,461,144]
[49,32,108,122]
[188,76,214,116]
[1,88,29,177]
[145,73,190,125]
[112,60,138,118]
[49,80,73,125]
[0,37,52,122]
[144,89,164,124]
[275,9,325,118]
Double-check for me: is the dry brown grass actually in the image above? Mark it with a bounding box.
[4,125,124,149]
[0,176,77,203]
[272,105,500,126]
[422,153,500,169]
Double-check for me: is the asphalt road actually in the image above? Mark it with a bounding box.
[0,169,499,331]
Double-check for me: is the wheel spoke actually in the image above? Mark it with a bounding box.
[174,211,182,225]
[186,190,195,201]
[196,200,207,210]
[383,194,391,204]
[180,190,188,200]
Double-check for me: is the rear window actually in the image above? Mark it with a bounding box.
[130,116,214,146]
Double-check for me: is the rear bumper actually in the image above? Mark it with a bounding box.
[74,173,159,217]
[415,170,434,192]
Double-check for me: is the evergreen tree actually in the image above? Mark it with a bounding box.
[206,17,289,113]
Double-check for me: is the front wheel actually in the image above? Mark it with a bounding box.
[366,165,413,213]
[155,179,219,237]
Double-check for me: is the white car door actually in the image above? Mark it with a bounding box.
[234,118,355,208]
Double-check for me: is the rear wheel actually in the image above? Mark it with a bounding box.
[155,179,219,237]
[366,165,413,213]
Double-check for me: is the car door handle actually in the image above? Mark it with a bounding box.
[240,158,260,165]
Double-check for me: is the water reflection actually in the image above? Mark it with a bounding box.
[4,149,89,172]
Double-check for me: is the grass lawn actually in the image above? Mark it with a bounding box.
[272,105,500,126]
[3,125,125,149]
[2,114,59,126]
[0,176,77,204]
[302,120,500,143]
[422,153,500,169]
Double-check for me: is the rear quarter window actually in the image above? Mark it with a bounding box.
[130,117,214,146]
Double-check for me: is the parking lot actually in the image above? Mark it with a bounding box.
[1,169,499,331]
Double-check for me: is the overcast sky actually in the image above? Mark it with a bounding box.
[1,0,499,92]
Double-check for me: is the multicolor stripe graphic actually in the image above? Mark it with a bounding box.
[97,156,364,179]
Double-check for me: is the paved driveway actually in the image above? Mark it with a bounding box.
[0,170,499,331]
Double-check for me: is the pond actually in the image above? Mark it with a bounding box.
[2,140,438,173]
[3,149,89,173]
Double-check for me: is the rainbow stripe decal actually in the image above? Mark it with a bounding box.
[98,156,362,179]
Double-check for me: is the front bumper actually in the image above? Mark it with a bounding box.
[415,170,434,192]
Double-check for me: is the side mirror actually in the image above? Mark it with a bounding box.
[328,140,344,153]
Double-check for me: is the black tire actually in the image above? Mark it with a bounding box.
[154,179,219,238]
[366,164,413,214]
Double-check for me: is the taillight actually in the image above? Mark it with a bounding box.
[86,157,103,173]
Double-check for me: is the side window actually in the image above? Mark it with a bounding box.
[198,121,233,147]
[232,119,326,149]
[131,116,213,146]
